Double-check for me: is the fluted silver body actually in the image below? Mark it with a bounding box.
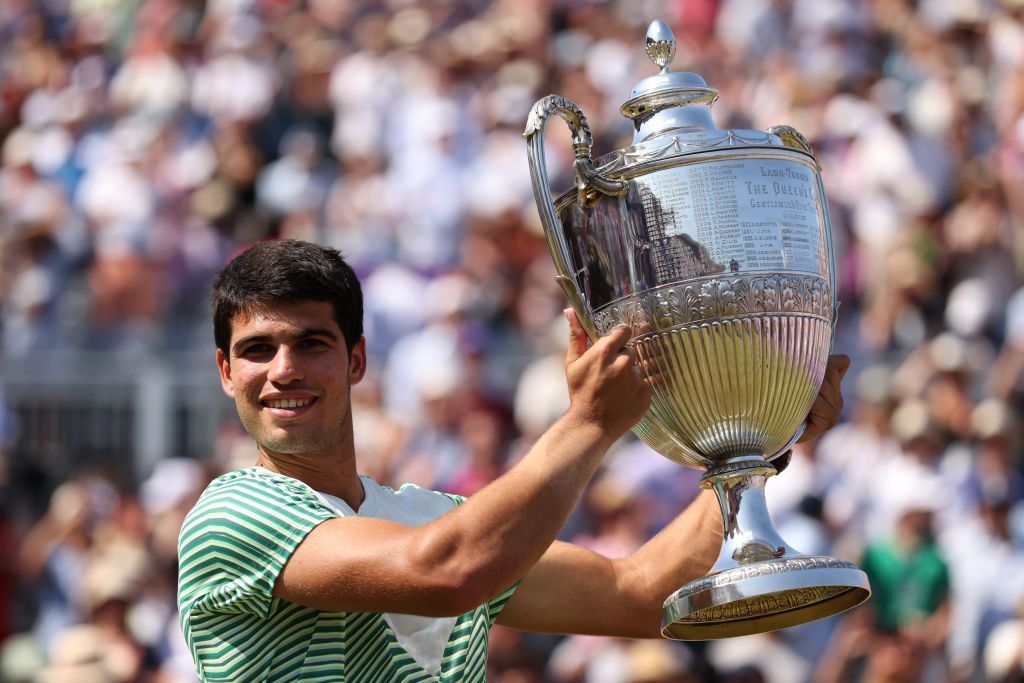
[631,311,830,465]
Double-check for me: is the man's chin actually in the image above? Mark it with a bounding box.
[238,412,338,456]
[261,435,319,454]
[248,424,321,455]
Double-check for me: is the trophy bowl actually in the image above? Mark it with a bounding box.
[524,21,870,639]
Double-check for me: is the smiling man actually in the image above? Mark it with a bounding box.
[177,239,849,682]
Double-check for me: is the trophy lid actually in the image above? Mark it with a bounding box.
[621,21,719,143]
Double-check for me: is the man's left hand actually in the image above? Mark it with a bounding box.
[797,354,851,443]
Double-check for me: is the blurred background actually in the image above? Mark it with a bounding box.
[2,0,1024,681]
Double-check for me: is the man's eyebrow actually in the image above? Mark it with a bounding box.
[232,328,339,353]
[295,327,339,341]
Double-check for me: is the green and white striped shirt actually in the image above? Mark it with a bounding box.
[178,468,517,682]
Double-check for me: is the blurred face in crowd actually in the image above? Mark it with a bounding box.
[216,299,366,458]
[896,509,934,549]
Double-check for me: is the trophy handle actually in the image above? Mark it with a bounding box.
[768,124,840,453]
[524,95,627,340]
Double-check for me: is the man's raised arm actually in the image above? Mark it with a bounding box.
[273,311,652,617]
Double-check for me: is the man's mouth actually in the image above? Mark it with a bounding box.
[260,396,318,417]
[264,398,315,409]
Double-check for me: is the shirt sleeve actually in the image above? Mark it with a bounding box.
[484,582,520,626]
[177,471,336,620]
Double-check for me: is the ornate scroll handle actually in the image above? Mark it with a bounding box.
[766,125,815,158]
[524,95,627,206]
[524,95,625,341]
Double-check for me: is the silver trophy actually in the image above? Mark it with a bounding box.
[524,21,870,639]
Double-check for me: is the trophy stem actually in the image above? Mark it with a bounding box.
[660,457,871,640]
[702,459,801,567]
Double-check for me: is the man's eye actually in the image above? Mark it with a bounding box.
[241,344,274,356]
[300,338,327,349]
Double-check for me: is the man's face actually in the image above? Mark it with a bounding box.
[216,300,366,457]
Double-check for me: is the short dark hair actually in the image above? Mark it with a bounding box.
[211,240,364,355]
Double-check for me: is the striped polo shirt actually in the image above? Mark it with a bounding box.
[177,468,517,682]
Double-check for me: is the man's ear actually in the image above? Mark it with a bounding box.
[217,348,235,398]
[349,337,367,385]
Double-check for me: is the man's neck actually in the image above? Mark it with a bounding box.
[255,449,365,511]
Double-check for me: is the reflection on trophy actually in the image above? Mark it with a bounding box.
[524,20,870,639]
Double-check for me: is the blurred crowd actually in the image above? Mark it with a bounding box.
[2,0,1024,681]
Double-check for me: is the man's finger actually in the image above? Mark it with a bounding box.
[802,409,832,442]
[826,354,851,380]
[815,379,844,416]
[808,390,843,425]
[621,343,638,364]
[593,324,633,358]
[818,355,850,406]
[804,396,842,440]
[564,308,589,365]
[798,355,851,443]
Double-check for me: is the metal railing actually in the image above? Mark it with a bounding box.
[0,352,237,485]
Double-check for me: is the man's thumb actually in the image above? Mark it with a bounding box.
[564,308,588,364]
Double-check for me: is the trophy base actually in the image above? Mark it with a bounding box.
[661,555,870,640]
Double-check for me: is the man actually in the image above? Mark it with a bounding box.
[178,239,849,682]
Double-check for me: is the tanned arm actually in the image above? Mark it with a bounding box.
[496,489,723,637]
[273,313,652,617]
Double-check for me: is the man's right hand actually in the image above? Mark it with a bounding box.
[563,309,652,439]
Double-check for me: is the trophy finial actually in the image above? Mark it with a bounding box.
[645,20,676,73]
[624,19,717,142]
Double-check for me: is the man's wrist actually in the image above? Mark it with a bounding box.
[559,407,619,452]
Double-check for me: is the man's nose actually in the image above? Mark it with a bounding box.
[268,345,303,383]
